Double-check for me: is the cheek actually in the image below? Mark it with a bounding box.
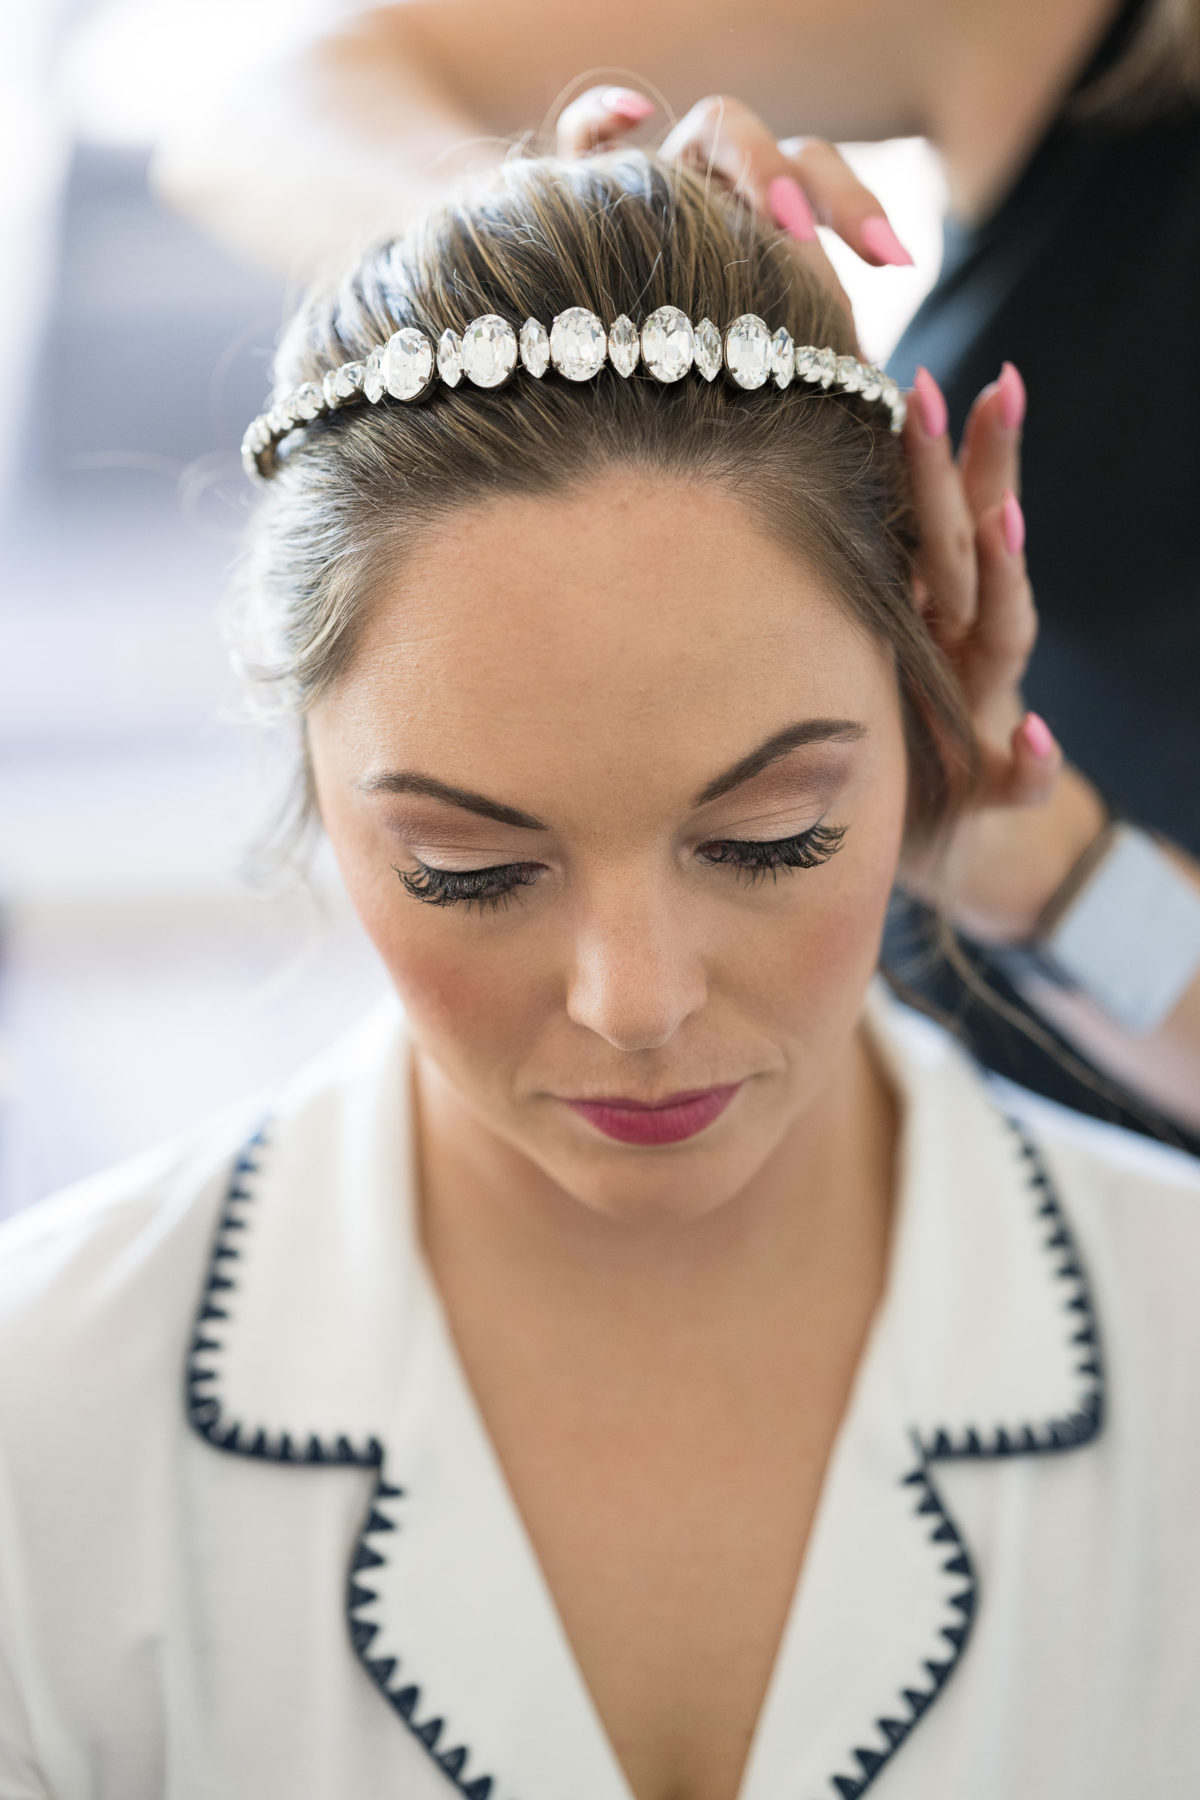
[338,849,550,1087]
[736,763,905,1035]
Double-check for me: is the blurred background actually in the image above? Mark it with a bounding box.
[0,0,947,1218]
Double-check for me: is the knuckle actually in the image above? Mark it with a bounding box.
[692,93,733,122]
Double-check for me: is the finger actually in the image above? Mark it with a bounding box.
[555,86,655,158]
[959,490,1037,733]
[1004,711,1063,808]
[958,361,1025,522]
[777,136,914,266]
[658,96,852,316]
[903,366,978,642]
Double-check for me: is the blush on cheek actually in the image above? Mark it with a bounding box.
[755,835,898,1049]
[359,900,541,1077]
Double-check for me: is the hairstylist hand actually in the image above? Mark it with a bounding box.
[556,86,1109,949]
[895,362,1108,944]
[554,87,916,327]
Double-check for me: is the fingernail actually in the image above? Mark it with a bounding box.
[1002,488,1025,555]
[767,174,818,243]
[1021,712,1055,760]
[860,213,915,266]
[998,360,1026,432]
[913,366,948,439]
[601,88,655,121]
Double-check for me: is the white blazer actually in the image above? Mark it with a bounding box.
[1,986,1199,1799]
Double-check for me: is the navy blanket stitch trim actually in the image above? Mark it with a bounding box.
[820,1113,1105,1799]
[184,1108,1105,1800]
[183,1123,501,1799]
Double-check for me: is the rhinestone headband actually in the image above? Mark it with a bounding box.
[242,305,907,482]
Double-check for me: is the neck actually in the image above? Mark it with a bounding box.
[413,1019,898,1338]
[913,0,1124,220]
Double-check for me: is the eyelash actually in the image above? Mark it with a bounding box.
[696,821,847,880]
[394,823,846,912]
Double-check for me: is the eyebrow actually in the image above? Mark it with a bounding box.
[357,718,867,829]
[356,771,548,830]
[690,718,867,807]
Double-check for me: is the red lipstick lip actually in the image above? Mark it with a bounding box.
[563,1083,742,1146]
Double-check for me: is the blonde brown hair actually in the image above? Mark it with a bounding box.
[1075,0,1200,118]
[236,148,978,859]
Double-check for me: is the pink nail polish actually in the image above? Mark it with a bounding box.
[1002,489,1025,555]
[860,214,915,267]
[913,367,948,439]
[998,361,1026,432]
[767,175,817,243]
[601,88,655,121]
[1021,712,1055,760]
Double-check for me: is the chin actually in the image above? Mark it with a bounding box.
[539,1128,776,1227]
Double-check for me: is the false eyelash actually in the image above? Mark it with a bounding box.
[697,822,847,882]
[395,822,847,912]
[394,861,541,912]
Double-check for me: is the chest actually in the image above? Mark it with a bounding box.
[448,1329,861,1800]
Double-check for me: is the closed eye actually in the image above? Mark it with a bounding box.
[696,822,846,881]
[393,860,542,911]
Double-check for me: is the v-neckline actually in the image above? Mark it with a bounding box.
[369,1050,915,1800]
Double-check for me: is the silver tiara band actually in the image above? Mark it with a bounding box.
[242,305,907,482]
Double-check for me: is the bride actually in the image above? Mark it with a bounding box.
[1,137,1198,1800]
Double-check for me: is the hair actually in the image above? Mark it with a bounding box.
[234,147,979,869]
[1074,0,1200,120]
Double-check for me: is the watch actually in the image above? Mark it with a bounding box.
[988,819,1200,1035]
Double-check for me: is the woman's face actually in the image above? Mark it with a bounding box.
[309,468,909,1222]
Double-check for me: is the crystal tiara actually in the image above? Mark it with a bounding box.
[241,304,907,481]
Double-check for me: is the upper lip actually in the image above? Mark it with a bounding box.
[564,1084,739,1112]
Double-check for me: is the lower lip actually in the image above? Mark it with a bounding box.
[564,1084,741,1146]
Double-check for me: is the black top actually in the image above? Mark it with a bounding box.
[885,0,1200,1147]
[889,0,1200,851]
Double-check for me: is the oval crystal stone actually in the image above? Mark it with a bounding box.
[519,318,550,378]
[324,362,364,408]
[771,327,794,389]
[724,315,772,390]
[437,329,463,388]
[694,318,722,382]
[835,354,863,393]
[294,382,324,421]
[813,348,838,389]
[641,306,693,383]
[859,365,883,402]
[461,315,517,389]
[608,314,639,378]
[793,344,819,382]
[384,328,435,401]
[549,307,607,381]
[363,346,385,403]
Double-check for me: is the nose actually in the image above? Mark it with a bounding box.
[565,882,708,1052]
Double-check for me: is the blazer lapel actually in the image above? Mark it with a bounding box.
[738,991,1104,1799]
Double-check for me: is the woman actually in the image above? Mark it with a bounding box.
[1,150,1198,1798]
[152,0,1200,1140]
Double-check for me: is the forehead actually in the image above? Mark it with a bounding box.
[330,469,894,793]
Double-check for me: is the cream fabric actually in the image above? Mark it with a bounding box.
[1,986,1199,1799]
